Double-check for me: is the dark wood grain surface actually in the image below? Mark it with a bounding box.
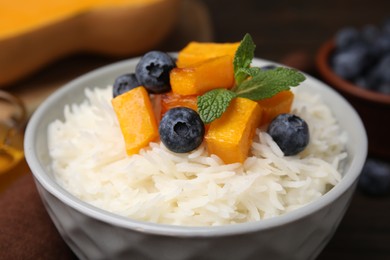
[199,0,390,259]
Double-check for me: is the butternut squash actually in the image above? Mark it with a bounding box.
[205,97,262,164]
[170,55,235,96]
[0,0,180,87]
[176,42,239,68]
[258,90,294,126]
[112,86,158,155]
[160,91,198,115]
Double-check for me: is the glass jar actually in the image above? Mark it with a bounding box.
[0,90,27,191]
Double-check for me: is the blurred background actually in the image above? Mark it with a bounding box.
[1,0,390,259]
[205,0,390,62]
[3,0,390,113]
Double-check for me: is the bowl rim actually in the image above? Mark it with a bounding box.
[316,39,390,105]
[24,56,368,237]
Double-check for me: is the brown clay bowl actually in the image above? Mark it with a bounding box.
[316,39,390,160]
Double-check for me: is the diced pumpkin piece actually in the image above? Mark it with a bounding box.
[177,42,240,68]
[160,91,198,115]
[257,90,294,126]
[112,86,158,155]
[170,55,235,96]
[205,97,262,164]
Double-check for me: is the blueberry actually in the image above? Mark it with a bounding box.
[267,114,310,156]
[375,54,390,83]
[135,51,176,94]
[159,107,205,153]
[367,54,390,89]
[354,77,372,90]
[377,83,390,95]
[331,45,369,80]
[358,158,390,196]
[382,17,390,34]
[112,73,140,98]
[335,27,360,49]
[362,24,380,44]
[373,32,390,54]
[260,64,277,71]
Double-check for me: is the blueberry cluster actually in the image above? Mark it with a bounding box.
[331,18,390,94]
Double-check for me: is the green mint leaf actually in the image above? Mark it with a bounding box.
[231,67,261,92]
[197,89,237,124]
[233,33,256,85]
[234,67,306,100]
[236,67,261,78]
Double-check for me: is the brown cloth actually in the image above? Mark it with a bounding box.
[0,173,77,260]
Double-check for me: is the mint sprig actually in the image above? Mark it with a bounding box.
[197,34,306,124]
[235,67,261,78]
[233,33,256,85]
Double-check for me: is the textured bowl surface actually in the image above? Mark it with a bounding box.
[25,57,367,260]
[316,40,390,159]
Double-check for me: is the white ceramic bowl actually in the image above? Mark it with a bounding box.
[24,57,367,260]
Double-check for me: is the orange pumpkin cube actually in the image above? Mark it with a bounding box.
[112,86,158,155]
[170,55,235,96]
[205,97,262,164]
[257,90,294,126]
[177,42,240,68]
[160,91,198,115]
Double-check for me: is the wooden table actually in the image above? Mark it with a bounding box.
[2,0,390,259]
